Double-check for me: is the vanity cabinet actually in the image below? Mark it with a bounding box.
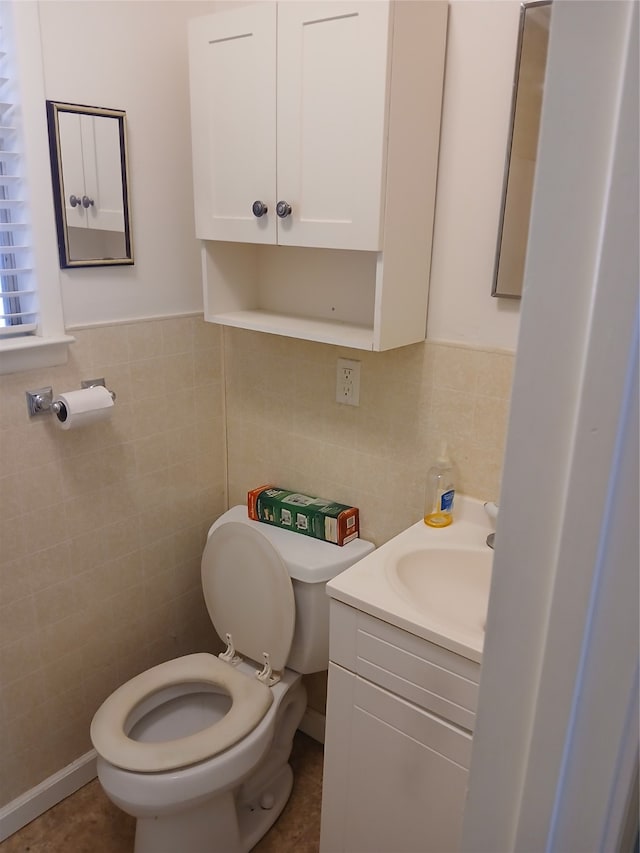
[188,1,448,351]
[320,601,481,853]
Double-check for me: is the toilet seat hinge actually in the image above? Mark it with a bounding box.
[219,633,243,666]
[256,652,280,686]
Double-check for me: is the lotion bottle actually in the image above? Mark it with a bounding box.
[424,443,456,528]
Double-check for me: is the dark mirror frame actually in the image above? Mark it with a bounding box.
[492,0,552,298]
[46,100,134,269]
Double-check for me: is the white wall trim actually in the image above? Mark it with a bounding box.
[299,707,326,745]
[426,338,516,356]
[462,2,639,850]
[0,333,76,375]
[64,311,204,332]
[0,750,97,843]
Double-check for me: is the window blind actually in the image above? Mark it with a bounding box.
[0,8,37,338]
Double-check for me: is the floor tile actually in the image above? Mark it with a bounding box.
[0,732,323,853]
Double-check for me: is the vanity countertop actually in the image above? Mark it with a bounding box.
[326,496,495,663]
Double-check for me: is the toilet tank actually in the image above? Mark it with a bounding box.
[209,506,374,673]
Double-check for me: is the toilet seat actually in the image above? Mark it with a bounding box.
[90,653,273,772]
[92,518,299,775]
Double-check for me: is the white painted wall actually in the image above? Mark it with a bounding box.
[427,0,522,352]
[35,0,524,350]
[37,0,216,328]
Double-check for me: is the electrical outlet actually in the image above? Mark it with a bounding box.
[336,358,360,406]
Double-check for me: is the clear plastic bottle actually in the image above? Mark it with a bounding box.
[424,443,456,528]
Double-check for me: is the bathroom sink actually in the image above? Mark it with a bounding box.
[386,547,492,637]
[325,495,496,662]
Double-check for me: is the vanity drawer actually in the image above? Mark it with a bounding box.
[329,600,480,731]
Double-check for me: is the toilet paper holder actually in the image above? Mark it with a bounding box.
[26,378,116,418]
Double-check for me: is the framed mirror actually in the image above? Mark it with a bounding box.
[46,101,133,268]
[493,1,552,298]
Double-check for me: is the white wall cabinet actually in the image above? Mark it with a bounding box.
[189,2,391,251]
[320,601,480,853]
[188,1,448,351]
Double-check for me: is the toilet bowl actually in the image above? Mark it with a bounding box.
[90,505,373,853]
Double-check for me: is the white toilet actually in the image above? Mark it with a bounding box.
[90,505,373,853]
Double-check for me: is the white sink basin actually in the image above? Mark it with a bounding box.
[387,546,492,637]
[326,495,496,662]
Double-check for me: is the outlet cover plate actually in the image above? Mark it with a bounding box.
[336,358,360,406]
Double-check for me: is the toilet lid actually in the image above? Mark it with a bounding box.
[201,521,295,672]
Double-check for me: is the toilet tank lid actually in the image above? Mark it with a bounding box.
[208,506,374,583]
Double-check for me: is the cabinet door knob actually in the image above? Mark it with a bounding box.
[82,195,95,208]
[276,200,292,219]
[252,200,268,218]
[69,194,81,208]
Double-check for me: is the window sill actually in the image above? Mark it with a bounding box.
[0,334,76,375]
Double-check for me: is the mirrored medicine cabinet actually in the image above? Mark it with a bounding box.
[493,0,552,298]
[46,100,134,269]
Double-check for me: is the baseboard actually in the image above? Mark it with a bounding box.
[0,714,323,842]
[298,707,325,744]
[0,750,97,842]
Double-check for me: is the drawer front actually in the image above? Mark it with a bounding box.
[353,674,473,768]
[330,601,480,730]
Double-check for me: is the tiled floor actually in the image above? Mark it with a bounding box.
[0,732,324,853]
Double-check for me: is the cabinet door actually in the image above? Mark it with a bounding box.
[83,114,125,233]
[276,2,391,251]
[58,112,88,229]
[189,4,277,243]
[321,664,471,853]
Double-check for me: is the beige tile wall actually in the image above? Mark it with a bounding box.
[0,317,226,806]
[224,329,514,717]
[0,318,514,808]
[225,329,514,546]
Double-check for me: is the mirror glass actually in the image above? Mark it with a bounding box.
[493,1,552,298]
[46,101,133,268]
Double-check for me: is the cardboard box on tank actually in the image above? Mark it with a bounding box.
[247,485,360,546]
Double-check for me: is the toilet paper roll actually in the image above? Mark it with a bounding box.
[53,385,114,430]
